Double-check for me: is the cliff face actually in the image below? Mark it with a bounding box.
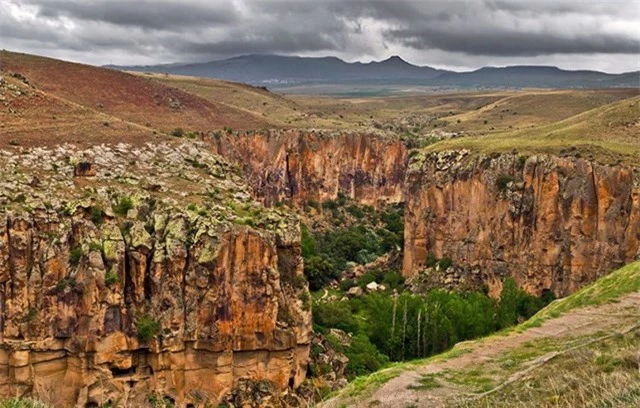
[403,150,640,297]
[0,143,311,407]
[210,130,407,207]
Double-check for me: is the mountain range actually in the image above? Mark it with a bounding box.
[108,54,640,90]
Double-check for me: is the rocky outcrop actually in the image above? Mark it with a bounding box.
[0,142,311,407]
[210,130,406,207]
[403,150,640,297]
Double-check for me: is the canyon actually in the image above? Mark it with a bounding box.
[213,131,640,297]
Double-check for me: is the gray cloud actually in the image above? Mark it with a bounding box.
[1,0,638,72]
[32,0,239,30]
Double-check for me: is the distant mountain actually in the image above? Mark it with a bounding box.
[108,55,640,89]
[430,66,640,88]
[108,54,444,85]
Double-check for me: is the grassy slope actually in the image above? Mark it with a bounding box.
[518,260,640,331]
[427,94,640,165]
[324,261,640,406]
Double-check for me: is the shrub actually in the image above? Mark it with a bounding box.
[345,334,390,378]
[496,173,514,191]
[136,315,161,342]
[383,270,405,290]
[105,270,119,286]
[438,257,453,270]
[304,256,338,291]
[346,205,365,219]
[89,206,104,225]
[301,225,317,258]
[56,277,76,292]
[339,278,357,292]
[322,200,339,210]
[313,301,358,334]
[114,197,133,216]
[498,277,519,329]
[69,246,82,267]
[426,252,438,268]
[170,128,184,137]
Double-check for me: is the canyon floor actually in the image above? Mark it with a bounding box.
[322,262,640,408]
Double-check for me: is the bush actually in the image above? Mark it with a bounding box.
[114,197,133,217]
[339,278,357,292]
[344,334,390,378]
[304,256,339,291]
[136,315,161,342]
[313,301,358,334]
[69,246,82,267]
[426,252,438,268]
[498,277,519,328]
[496,173,514,191]
[170,128,184,137]
[105,270,119,286]
[89,206,104,225]
[301,225,317,258]
[346,205,365,219]
[322,200,339,210]
[438,257,453,270]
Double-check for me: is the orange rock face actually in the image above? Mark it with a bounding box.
[210,130,407,207]
[403,151,640,296]
[0,208,310,407]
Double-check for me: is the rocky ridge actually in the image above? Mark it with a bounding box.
[210,130,407,207]
[403,150,640,296]
[0,141,311,407]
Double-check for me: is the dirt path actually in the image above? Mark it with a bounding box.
[320,292,640,408]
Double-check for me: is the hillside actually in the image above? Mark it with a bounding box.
[321,261,640,407]
[109,54,639,90]
[0,50,269,146]
[427,94,640,165]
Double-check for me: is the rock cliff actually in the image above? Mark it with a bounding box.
[0,142,311,407]
[210,130,406,207]
[403,150,640,296]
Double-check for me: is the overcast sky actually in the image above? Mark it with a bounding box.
[2,0,639,73]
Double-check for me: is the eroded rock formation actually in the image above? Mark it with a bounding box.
[0,142,311,407]
[210,130,406,207]
[403,150,640,296]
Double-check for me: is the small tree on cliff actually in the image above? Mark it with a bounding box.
[498,277,518,329]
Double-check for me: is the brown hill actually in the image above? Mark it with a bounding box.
[0,51,269,146]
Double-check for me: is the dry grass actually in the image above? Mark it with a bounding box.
[428,94,640,165]
[455,331,640,407]
[0,50,268,146]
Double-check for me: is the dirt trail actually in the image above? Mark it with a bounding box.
[320,292,640,408]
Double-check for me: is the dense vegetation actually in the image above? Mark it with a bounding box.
[302,200,403,290]
[301,197,553,380]
[312,277,553,379]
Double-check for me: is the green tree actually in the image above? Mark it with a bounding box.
[304,256,338,291]
[498,277,519,328]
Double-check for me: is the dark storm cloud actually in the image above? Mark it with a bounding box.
[31,0,239,30]
[353,0,640,56]
[2,0,639,70]
[388,27,640,56]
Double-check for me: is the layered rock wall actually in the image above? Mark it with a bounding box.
[0,143,311,407]
[403,150,640,296]
[210,130,407,207]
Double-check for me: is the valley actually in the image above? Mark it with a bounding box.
[0,49,638,407]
